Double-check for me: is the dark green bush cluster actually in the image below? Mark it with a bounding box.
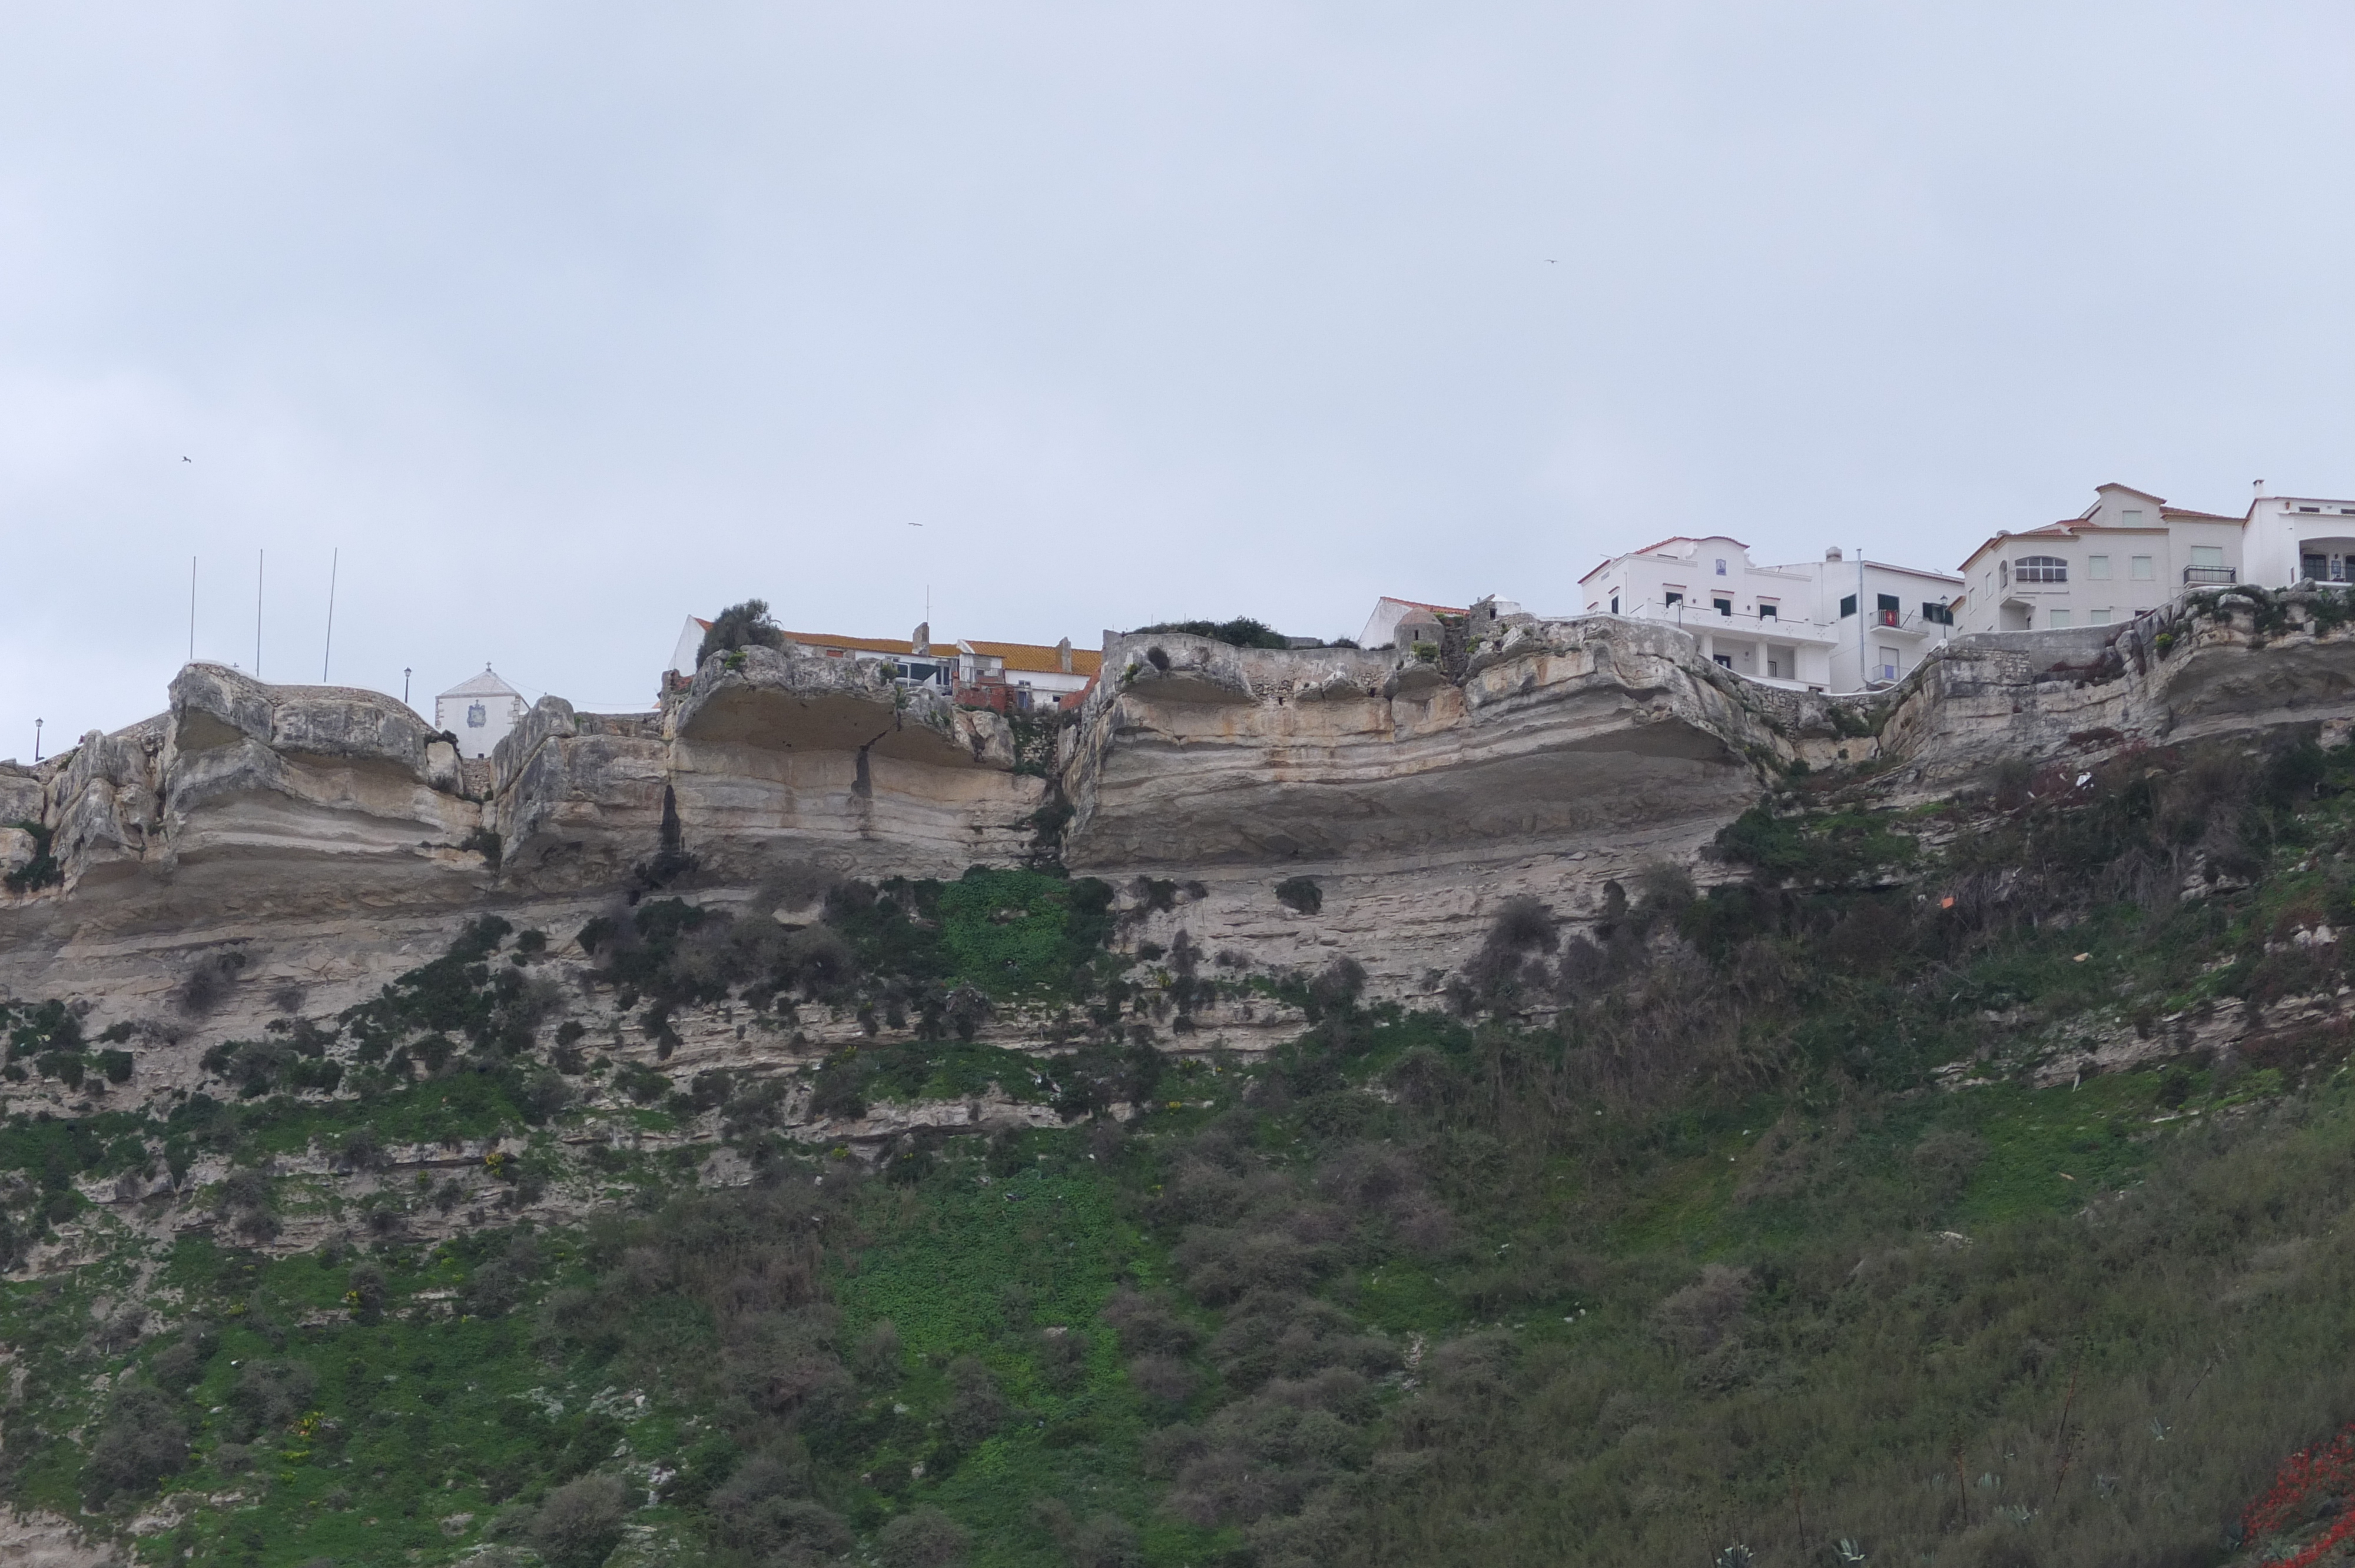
[577,871,1125,1052]
[695,598,788,667]
[3,819,61,893]
[337,916,559,1082]
[1128,617,1296,649]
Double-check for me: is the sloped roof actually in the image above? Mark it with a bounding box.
[773,629,1100,676]
[964,640,1102,677]
[439,666,522,700]
[1373,596,1469,616]
[1578,536,1755,586]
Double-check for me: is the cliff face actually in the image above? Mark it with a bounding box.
[12,598,2355,1052]
[1059,619,1827,869]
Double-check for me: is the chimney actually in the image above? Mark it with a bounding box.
[2254,479,2268,499]
[912,622,930,656]
[1056,636,1072,674]
[1825,546,1843,562]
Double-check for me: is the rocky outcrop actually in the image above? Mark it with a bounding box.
[493,646,1043,892]
[1061,619,1829,869]
[1873,585,2355,789]
[16,605,2355,1018]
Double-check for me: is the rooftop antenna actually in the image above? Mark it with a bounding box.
[321,547,339,682]
[254,549,264,680]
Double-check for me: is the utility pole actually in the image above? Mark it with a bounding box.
[322,548,339,682]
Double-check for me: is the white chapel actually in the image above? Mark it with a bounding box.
[434,667,528,760]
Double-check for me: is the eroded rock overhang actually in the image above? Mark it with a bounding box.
[1057,620,1828,869]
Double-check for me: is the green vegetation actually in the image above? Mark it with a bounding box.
[14,735,2355,1563]
[695,599,788,669]
[4,819,62,893]
[1127,619,1295,650]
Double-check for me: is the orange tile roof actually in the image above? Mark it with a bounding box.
[964,640,1103,677]
[774,629,1099,677]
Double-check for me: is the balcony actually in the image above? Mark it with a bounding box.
[2183,566,2237,586]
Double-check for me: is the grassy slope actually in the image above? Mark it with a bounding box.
[6,746,2355,1563]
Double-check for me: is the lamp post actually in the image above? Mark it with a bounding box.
[32,719,42,763]
[403,669,412,706]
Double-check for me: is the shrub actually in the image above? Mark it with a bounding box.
[2,820,61,893]
[81,1384,188,1506]
[1130,617,1292,649]
[1274,877,1323,916]
[529,1472,631,1568]
[696,600,788,667]
[876,1504,971,1567]
[174,947,250,1015]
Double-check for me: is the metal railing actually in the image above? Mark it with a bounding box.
[2183,566,2237,586]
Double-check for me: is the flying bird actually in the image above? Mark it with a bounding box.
[182,456,192,463]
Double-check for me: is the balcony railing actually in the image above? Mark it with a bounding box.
[2183,566,2237,586]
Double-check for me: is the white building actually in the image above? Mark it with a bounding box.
[1576,536,1961,692]
[435,667,528,760]
[1956,482,2355,634]
[1358,596,1468,650]
[668,616,1100,712]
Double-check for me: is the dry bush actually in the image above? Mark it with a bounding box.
[875,1504,969,1567]
[1647,1264,1752,1357]
[1127,1353,1196,1408]
[529,1472,631,1568]
[173,946,249,1015]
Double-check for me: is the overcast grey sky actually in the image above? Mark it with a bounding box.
[4,2,2351,757]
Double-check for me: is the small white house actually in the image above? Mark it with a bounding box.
[435,667,528,760]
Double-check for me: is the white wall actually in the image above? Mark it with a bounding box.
[435,690,528,760]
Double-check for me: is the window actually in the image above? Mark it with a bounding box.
[2304,554,2328,582]
[2130,556,2154,580]
[2091,609,2112,625]
[1713,654,1732,669]
[1876,646,1900,681]
[1767,658,1783,677]
[1875,593,1900,627]
[2015,556,2068,583]
[1757,601,1778,619]
[1713,597,1733,616]
[2120,509,2143,526]
[2048,609,2072,628]
[1663,591,1683,607]
[1839,594,1857,617]
[466,702,487,728]
[2088,554,2110,580]
[1610,594,1620,614]
[2300,506,2322,514]
[1999,562,2009,587]
[1714,558,1729,576]
[1921,602,1954,626]
[2188,545,2224,567]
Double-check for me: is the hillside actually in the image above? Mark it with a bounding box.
[5,591,2355,1566]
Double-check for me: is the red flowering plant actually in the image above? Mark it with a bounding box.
[2241,1422,2355,1567]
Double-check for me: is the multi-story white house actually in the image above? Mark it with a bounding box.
[1956,482,2355,634]
[1575,537,1961,692]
